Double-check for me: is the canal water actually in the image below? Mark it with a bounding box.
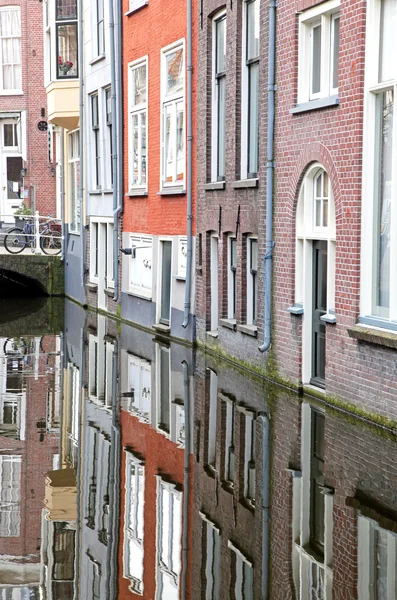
[0,297,396,599]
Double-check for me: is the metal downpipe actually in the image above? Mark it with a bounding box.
[60,127,66,262]
[78,0,85,297]
[182,0,193,329]
[259,413,270,599]
[109,0,122,302]
[181,360,191,598]
[259,0,277,352]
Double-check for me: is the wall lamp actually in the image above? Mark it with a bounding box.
[20,167,27,178]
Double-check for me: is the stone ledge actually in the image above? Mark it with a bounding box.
[219,318,237,331]
[153,323,170,335]
[236,323,258,337]
[348,324,397,350]
[86,283,98,292]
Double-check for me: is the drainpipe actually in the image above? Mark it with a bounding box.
[109,0,123,302]
[78,0,85,298]
[259,0,277,353]
[181,360,191,599]
[74,326,85,598]
[107,338,120,599]
[258,413,270,600]
[182,0,193,329]
[60,128,66,262]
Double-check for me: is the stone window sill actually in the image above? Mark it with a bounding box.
[236,324,258,337]
[127,289,152,301]
[348,324,397,350]
[204,181,226,191]
[104,288,114,297]
[125,1,148,16]
[231,178,258,189]
[153,323,171,334]
[89,54,106,66]
[206,330,218,338]
[287,303,304,315]
[320,311,336,324]
[290,95,340,115]
[219,318,237,331]
[157,188,186,196]
[126,190,148,197]
[86,283,98,292]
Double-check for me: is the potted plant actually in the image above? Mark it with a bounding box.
[14,202,32,229]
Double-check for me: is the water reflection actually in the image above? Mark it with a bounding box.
[0,299,396,598]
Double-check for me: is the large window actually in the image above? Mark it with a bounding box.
[246,237,258,326]
[212,13,226,181]
[56,0,78,79]
[228,237,237,319]
[161,43,185,189]
[129,59,147,191]
[91,94,101,189]
[241,0,259,178]
[0,7,21,92]
[361,0,397,324]
[124,452,145,595]
[96,0,105,56]
[0,455,21,537]
[298,0,340,103]
[68,130,80,233]
[156,479,182,600]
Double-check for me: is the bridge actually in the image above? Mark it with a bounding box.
[0,253,64,296]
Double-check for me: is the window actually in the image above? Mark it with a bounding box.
[361,0,397,323]
[207,369,218,468]
[56,0,78,79]
[68,130,80,233]
[96,0,105,56]
[241,0,259,178]
[126,355,151,423]
[156,345,170,435]
[91,94,101,189]
[129,59,147,190]
[314,170,329,228]
[200,514,221,600]
[105,88,113,186]
[129,234,153,297]
[212,13,226,181]
[228,237,237,319]
[0,455,21,537]
[243,412,256,502]
[358,516,397,599]
[3,122,18,148]
[298,0,340,103]
[90,222,99,282]
[224,398,235,483]
[161,43,184,188]
[246,238,258,325]
[156,478,182,600]
[228,541,254,600]
[0,7,21,92]
[124,452,145,595]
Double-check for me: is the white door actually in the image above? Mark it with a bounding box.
[2,155,23,223]
[210,236,219,331]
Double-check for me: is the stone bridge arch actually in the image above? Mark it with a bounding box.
[0,255,64,296]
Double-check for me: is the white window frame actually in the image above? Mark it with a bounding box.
[160,40,185,190]
[0,455,21,537]
[211,11,227,182]
[246,236,258,326]
[155,343,171,437]
[358,516,397,599]
[90,221,99,284]
[89,218,114,287]
[157,237,173,326]
[128,57,148,192]
[0,7,22,95]
[68,129,80,233]
[126,353,151,422]
[2,120,20,151]
[155,477,182,600]
[105,87,113,190]
[199,512,221,599]
[123,450,145,595]
[95,0,105,58]
[224,396,235,484]
[241,0,259,180]
[228,541,254,600]
[298,0,340,104]
[243,410,256,502]
[361,0,397,325]
[227,236,237,320]
[128,234,153,298]
[207,369,218,468]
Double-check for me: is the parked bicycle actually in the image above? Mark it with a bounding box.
[4,216,62,256]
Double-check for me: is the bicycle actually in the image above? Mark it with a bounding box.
[4,217,62,256]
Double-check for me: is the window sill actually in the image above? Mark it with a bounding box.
[127,289,152,301]
[157,188,186,196]
[231,178,258,189]
[89,54,106,66]
[347,323,397,350]
[287,303,304,315]
[236,323,258,337]
[88,190,103,195]
[290,95,340,115]
[206,330,218,338]
[173,275,186,282]
[204,181,226,191]
[219,318,237,331]
[104,288,115,298]
[0,90,23,96]
[126,189,148,197]
[320,310,336,324]
[86,283,98,292]
[153,323,171,334]
[125,1,148,16]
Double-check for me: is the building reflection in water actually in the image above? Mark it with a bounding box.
[1,300,397,598]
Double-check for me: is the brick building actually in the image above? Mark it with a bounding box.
[120,0,197,342]
[271,0,397,420]
[0,0,56,224]
[195,0,267,366]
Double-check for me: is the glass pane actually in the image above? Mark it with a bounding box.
[247,0,259,61]
[311,24,321,95]
[56,0,77,20]
[132,113,138,185]
[176,102,184,181]
[216,17,226,74]
[132,64,146,106]
[97,20,104,55]
[57,24,78,77]
[217,76,226,179]
[323,171,328,197]
[159,348,170,430]
[164,105,173,183]
[379,0,397,83]
[4,124,13,146]
[315,199,321,227]
[166,48,183,96]
[230,238,237,268]
[332,16,340,89]
[316,172,322,197]
[376,90,393,312]
[91,95,98,127]
[160,242,172,324]
[323,199,328,227]
[141,112,147,185]
[250,239,258,271]
[248,62,259,175]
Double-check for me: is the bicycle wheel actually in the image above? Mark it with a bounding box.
[40,229,62,255]
[4,228,28,254]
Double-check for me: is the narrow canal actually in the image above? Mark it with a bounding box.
[0,297,395,599]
